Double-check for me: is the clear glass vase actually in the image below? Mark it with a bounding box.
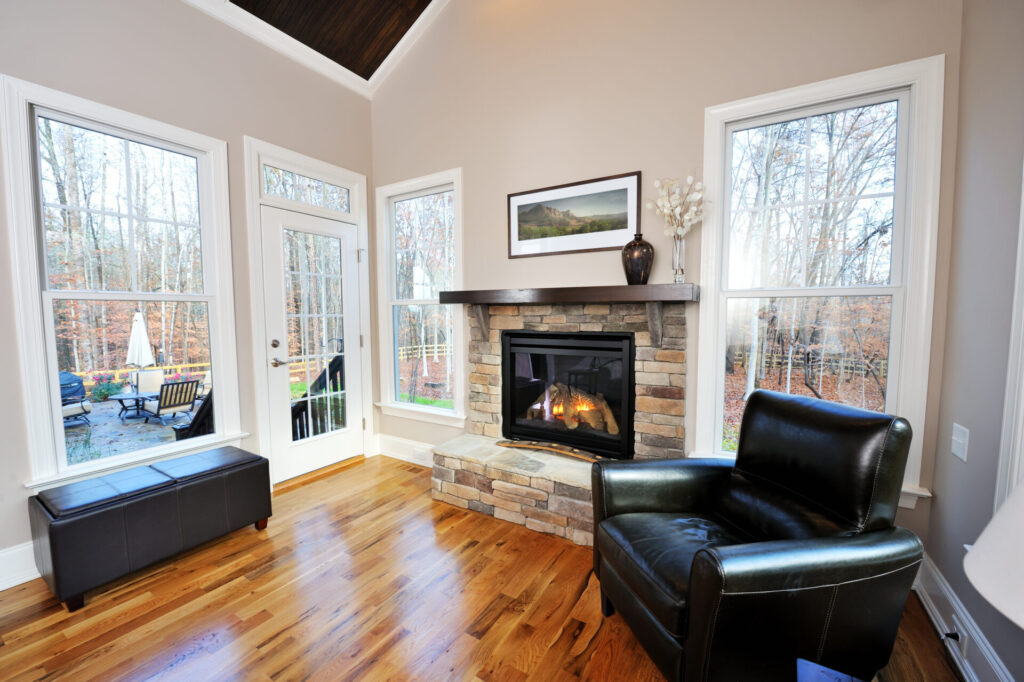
[672,236,686,283]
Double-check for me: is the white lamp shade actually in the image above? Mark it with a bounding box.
[964,483,1024,630]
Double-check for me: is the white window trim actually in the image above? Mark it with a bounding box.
[0,75,243,485]
[696,56,946,509]
[995,156,1024,511]
[242,136,374,463]
[375,169,466,428]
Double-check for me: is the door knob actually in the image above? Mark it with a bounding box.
[271,357,287,367]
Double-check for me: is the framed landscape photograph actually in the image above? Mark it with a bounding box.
[508,171,640,258]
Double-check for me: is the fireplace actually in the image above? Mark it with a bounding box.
[501,330,635,459]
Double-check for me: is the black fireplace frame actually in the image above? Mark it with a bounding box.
[501,330,635,460]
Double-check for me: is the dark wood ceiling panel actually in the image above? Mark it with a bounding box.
[231,0,434,80]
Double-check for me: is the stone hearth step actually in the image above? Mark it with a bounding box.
[431,434,594,546]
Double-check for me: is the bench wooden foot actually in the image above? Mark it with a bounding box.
[254,518,268,531]
[64,594,85,612]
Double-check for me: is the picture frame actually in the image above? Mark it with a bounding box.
[508,171,640,259]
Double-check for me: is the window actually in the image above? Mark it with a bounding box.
[696,58,945,504]
[2,76,240,481]
[376,170,465,425]
[719,95,905,450]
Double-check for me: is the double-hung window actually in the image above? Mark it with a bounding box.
[696,58,945,502]
[376,170,465,426]
[2,76,240,481]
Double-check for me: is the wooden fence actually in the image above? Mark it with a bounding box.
[397,344,451,361]
[73,362,211,388]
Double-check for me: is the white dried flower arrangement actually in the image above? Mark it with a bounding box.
[646,176,704,238]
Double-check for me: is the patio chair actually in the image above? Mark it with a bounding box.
[198,370,212,398]
[131,369,165,394]
[141,380,199,426]
[61,398,92,427]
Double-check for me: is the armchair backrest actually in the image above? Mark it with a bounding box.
[719,390,912,539]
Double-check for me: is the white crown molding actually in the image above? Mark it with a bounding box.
[367,0,452,96]
[180,0,452,101]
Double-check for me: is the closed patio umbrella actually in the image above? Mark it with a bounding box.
[126,312,155,369]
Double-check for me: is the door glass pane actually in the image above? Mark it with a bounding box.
[283,228,346,441]
[722,295,891,452]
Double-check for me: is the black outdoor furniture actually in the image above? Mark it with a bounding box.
[111,390,159,422]
[59,371,85,400]
[61,397,92,426]
[28,446,272,611]
[140,380,199,425]
[173,389,214,441]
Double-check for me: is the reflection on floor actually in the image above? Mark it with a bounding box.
[64,398,196,465]
[0,456,959,680]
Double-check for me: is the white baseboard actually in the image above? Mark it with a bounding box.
[0,541,40,592]
[376,434,435,467]
[914,553,1013,681]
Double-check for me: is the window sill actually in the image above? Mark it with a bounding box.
[25,431,250,492]
[376,402,466,429]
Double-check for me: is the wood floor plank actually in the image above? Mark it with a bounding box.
[0,456,957,681]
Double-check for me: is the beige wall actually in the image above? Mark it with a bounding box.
[926,0,1024,676]
[0,0,372,551]
[370,0,965,539]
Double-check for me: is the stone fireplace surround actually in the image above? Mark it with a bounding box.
[432,295,691,546]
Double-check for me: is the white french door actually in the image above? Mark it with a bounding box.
[260,205,363,482]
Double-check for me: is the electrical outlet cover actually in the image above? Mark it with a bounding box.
[951,612,970,658]
[952,422,969,461]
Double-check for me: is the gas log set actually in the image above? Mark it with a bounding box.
[524,382,619,435]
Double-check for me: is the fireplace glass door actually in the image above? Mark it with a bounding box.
[502,331,634,459]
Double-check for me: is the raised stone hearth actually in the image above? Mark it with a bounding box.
[432,434,594,546]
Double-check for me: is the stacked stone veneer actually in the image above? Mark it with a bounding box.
[431,435,595,545]
[466,302,688,458]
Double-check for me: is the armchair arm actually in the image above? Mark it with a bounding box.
[591,458,733,525]
[685,527,923,681]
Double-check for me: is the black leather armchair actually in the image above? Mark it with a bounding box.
[593,390,923,681]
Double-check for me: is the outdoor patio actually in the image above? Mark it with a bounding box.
[64,397,198,465]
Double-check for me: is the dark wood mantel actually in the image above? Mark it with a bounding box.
[439,283,697,305]
[439,283,698,346]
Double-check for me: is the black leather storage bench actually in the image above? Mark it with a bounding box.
[28,446,271,611]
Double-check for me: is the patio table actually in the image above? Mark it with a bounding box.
[110,391,159,423]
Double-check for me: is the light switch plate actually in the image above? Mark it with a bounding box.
[952,422,969,462]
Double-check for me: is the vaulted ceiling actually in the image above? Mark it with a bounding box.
[230,0,435,81]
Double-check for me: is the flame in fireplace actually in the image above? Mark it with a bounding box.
[551,395,596,420]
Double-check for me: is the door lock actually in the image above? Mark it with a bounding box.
[270,339,280,348]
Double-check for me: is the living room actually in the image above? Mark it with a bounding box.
[0,0,1022,680]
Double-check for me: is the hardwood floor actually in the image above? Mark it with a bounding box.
[0,456,957,681]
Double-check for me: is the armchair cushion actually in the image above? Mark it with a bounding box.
[597,512,746,638]
[61,400,92,419]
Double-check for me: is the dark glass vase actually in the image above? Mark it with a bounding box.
[621,232,654,285]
